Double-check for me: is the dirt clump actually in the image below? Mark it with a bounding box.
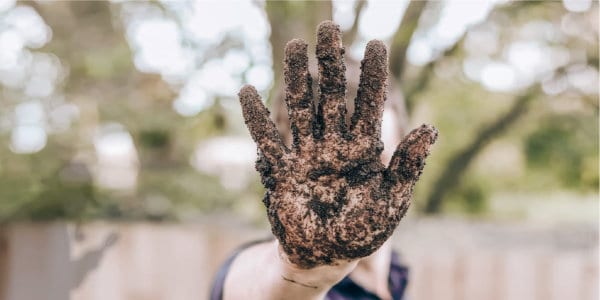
[239,20,438,268]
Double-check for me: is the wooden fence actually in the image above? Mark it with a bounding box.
[0,218,597,300]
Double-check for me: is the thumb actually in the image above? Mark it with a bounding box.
[386,124,438,185]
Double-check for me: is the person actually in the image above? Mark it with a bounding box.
[211,20,437,300]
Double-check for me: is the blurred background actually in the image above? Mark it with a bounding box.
[0,0,597,299]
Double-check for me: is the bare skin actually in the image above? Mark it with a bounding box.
[224,240,359,300]
[227,21,437,299]
[224,239,395,300]
[349,241,393,299]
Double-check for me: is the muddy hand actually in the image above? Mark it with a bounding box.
[239,21,438,268]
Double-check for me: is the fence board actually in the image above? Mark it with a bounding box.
[0,220,596,300]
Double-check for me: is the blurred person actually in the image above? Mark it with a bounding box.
[211,21,437,300]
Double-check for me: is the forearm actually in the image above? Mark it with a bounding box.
[223,240,357,300]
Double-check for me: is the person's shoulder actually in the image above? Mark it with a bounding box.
[209,238,274,300]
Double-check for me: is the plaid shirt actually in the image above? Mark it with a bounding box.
[210,239,408,300]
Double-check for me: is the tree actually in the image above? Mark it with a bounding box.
[0,0,596,220]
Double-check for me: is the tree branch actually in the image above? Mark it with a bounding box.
[403,35,463,113]
[342,0,367,46]
[389,0,428,83]
[424,87,539,213]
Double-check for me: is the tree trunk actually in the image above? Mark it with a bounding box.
[389,0,428,82]
[265,1,333,146]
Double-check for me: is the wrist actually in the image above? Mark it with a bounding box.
[273,240,358,289]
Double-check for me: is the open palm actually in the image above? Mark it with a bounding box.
[239,21,437,268]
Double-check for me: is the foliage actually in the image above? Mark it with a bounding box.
[0,0,597,221]
[525,113,598,190]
